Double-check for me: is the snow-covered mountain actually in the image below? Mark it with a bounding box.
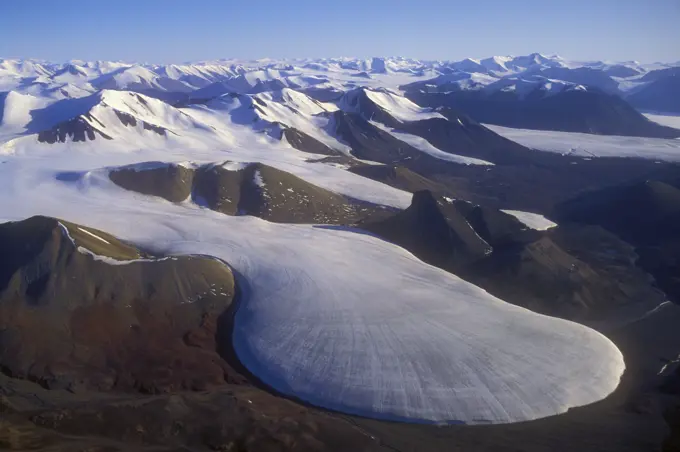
[1,53,677,102]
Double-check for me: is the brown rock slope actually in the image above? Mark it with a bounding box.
[110,161,394,224]
[362,190,665,324]
[0,215,243,393]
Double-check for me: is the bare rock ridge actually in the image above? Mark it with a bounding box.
[37,114,113,143]
[362,190,493,270]
[281,126,339,156]
[0,215,244,393]
[110,161,394,224]
[331,110,436,165]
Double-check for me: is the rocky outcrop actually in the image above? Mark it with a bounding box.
[362,191,492,270]
[37,114,113,143]
[331,111,435,165]
[0,216,242,393]
[110,161,392,224]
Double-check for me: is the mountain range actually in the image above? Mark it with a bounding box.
[1,52,680,452]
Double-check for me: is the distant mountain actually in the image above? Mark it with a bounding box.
[334,87,536,165]
[29,90,198,143]
[405,88,680,138]
[528,67,620,94]
[626,74,680,113]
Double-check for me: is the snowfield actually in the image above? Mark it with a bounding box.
[370,120,495,165]
[643,112,680,130]
[502,210,558,231]
[485,124,680,162]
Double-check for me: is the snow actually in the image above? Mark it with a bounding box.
[485,124,680,162]
[362,88,445,122]
[370,121,494,166]
[57,221,76,245]
[76,246,173,266]
[0,91,50,141]
[643,112,680,130]
[222,161,252,171]
[77,226,112,244]
[253,169,265,188]
[501,210,557,231]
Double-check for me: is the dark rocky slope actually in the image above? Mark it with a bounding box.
[281,126,340,156]
[627,75,680,114]
[400,110,539,165]
[362,191,492,271]
[37,115,113,143]
[331,111,436,165]
[362,190,665,323]
[335,90,540,166]
[424,154,680,213]
[553,180,680,303]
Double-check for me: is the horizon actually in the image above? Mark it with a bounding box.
[1,0,679,64]
[1,53,675,67]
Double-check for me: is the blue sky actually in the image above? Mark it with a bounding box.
[1,0,678,63]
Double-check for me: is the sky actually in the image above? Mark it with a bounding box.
[1,0,679,64]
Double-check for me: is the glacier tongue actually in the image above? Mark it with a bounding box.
[0,146,624,425]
